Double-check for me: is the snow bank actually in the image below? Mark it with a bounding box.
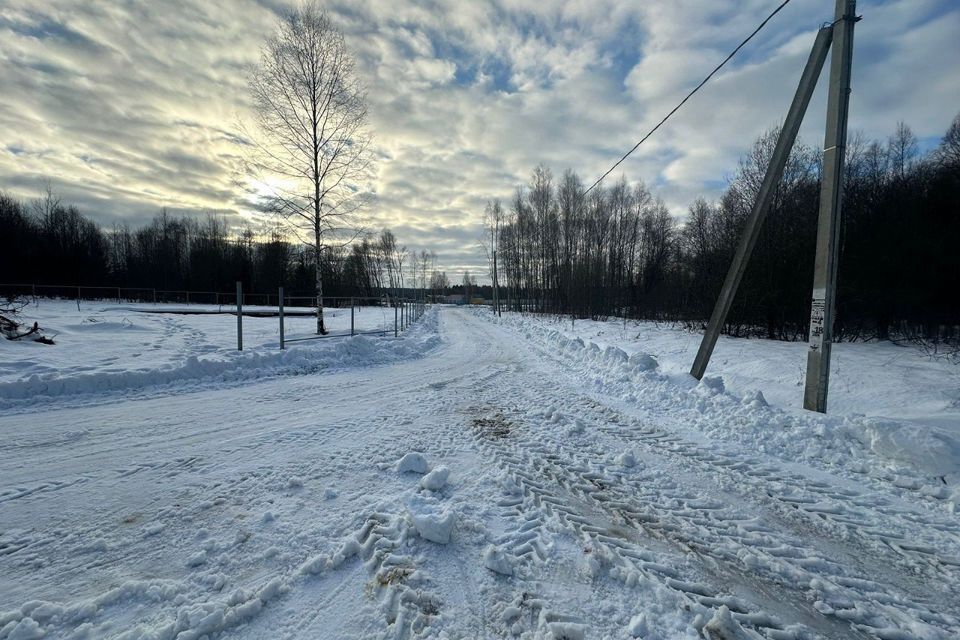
[475,309,960,491]
[851,418,960,478]
[0,307,441,407]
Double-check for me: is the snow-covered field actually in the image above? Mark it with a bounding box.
[1,305,959,640]
[0,300,406,407]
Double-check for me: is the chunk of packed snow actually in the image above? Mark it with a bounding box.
[627,613,648,637]
[407,500,454,544]
[545,621,586,640]
[628,352,658,372]
[568,418,585,435]
[740,389,768,408]
[604,346,628,364]
[615,450,637,468]
[396,452,429,474]
[420,465,450,491]
[702,606,754,640]
[696,375,725,396]
[482,545,513,576]
[4,617,44,640]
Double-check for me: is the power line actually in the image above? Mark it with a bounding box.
[583,0,795,196]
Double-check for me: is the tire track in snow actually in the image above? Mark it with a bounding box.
[589,413,960,579]
[468,408,839,639]
[471,404,960,639]
[451,316,959,639]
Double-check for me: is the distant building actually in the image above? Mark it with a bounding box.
[443,294,466,305]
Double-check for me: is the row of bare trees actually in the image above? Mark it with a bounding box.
[0,192,439,304]
[485,114,960,342]
[341,231,440,301]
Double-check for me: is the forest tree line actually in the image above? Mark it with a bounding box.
[0,189,438,302]
[485,115,960,342]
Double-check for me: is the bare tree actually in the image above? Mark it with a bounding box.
[462,271,474,303]
[482,199,504,315]
[377,230,407,303]
[416,249,430,298]
[887,121,919,180]
[248,2,372,334]
[429,270,449,302]
[938,114,960,170]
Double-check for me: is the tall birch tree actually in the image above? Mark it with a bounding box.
[248,2,371,334]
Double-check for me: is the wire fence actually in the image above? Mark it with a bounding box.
[0,282,322,307]
[277,295,427,347]
[2,283,430,351]
[0,283,411,309]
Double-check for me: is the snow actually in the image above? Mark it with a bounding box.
[395,452,430,474]
[702,606,757,640]
[488,309,960,486]
[615,450,637,468]
[0,299,438,409]
[420,465,450,491]
[627,613,648,637]
[482,544,514,576]
[408,507,455,544]
[854,418,960,477]
[1,305,959,640]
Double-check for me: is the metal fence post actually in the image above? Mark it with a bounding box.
[350,298,355,336]
[236,281,243,351]
[278,286,285,350]
[394,304,398,337]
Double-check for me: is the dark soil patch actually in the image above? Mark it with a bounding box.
[472,413,513,439]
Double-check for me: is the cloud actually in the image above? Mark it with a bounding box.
[0,0,957,280]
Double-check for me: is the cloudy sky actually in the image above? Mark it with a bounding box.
[1,0,958,278]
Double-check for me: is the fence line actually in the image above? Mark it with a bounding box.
[253,288,428,351]
[0,283,424,310]
[2,282,430,352]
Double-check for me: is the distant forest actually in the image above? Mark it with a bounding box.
[487,115,960,342]
[0,191,438,302]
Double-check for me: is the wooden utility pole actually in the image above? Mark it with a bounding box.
[804,0,858,412]
[690,25,833,380]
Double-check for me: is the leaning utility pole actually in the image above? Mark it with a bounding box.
[804,0,858,412]
[691,0,858,415]
[690,24,834,379]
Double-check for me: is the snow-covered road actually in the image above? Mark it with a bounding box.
[2,308,958,639]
